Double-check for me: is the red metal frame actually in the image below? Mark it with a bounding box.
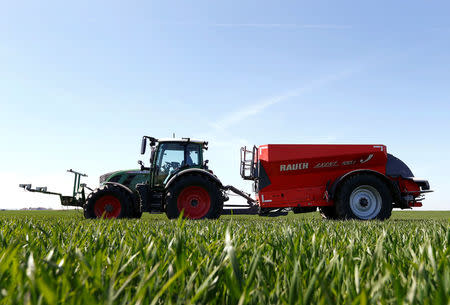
[255,144,425,209]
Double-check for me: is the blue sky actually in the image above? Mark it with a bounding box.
[1,0,449,210]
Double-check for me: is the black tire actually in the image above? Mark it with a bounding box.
[129,196,143,219]
[165,174,223,220]
[129,204,143,219]
[84,184,132,219]
[335,174,393,220]
[319,206,338,220]
[131,210,143,219]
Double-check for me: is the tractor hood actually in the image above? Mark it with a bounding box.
[99,169,149,185]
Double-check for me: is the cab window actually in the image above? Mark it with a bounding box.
[185,144,200,166]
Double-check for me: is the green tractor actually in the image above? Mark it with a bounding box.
[20,136,256,219]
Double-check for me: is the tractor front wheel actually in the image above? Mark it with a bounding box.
[165,174,223,219]
[84,184,131,219]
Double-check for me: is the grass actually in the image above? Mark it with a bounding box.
[0,210,448,304]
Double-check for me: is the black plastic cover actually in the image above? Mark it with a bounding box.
[386,154,414,178]
[257,162,271,191]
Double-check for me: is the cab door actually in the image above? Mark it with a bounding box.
[152,143,185,187]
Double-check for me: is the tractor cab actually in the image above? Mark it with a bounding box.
[140,136,208,188]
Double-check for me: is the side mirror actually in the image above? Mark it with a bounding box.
[141,137,147,155]
[138,160,145,171]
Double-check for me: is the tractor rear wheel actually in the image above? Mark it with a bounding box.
[165,174,223,219]
[335,174,392,220]
[84,184,131,219]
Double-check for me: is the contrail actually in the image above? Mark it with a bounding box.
[156,22,351,30]
[212,68,359,131]
[212,23,351,29]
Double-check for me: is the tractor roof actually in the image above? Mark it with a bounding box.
[158,138,206,144]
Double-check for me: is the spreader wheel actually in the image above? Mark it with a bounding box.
[84,184,131,219]
[335,174,393,220]
[165,174,223,219]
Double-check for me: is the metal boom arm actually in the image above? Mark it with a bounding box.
[19,169,89,207]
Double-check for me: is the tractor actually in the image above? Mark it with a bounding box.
[21,136,256,219]
[86,136,232,219]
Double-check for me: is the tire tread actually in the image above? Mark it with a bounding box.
[84,184,132,219]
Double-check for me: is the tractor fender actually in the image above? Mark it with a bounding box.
[165,168,223,190]
[103,182,139,209]
[104,182,135,196]
[329,169,401,202]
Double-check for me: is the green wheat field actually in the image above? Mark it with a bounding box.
[0,210,448,304]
